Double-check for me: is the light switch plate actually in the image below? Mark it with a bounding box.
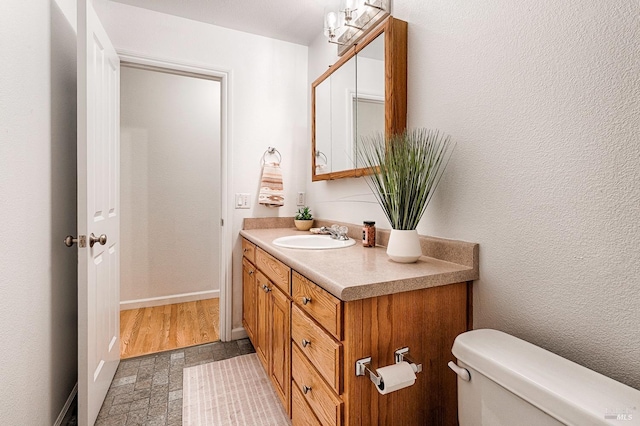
[235,193,250,209]
[296,192,305,206]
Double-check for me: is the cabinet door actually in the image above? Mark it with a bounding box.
[270,286,291,415]
[255,271,270,372]
[242,258,256,343]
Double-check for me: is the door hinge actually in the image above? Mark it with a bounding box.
[221,218,224,226]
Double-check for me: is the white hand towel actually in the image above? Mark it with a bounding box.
[258,162,284,207]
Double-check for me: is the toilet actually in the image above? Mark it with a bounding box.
[450,329,640,425]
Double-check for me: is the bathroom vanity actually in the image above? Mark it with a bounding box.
[240,220,478,426]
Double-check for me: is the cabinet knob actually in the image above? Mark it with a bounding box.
[302,297,312,305]
[263,285,271,293]
[302,385,312,394]
[301,339,311,348]
[248,270,254,275]
[243,247,248,252]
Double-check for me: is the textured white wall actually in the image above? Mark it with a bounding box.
[96,2,309,330]
[120,67,221,303]
[0,0,78,423]
[308,1,640,389]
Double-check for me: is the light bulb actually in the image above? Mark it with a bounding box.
[325,11,338,29]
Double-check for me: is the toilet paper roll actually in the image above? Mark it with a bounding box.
[375,361,417,395]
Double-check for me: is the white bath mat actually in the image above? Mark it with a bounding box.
[183,353,291,426]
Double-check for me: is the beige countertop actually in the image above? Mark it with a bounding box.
[240,226,479,302]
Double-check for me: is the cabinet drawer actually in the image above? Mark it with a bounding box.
[291,305,341,393]
[292,379,322,426]
[292,272,342,340]
[256,248,291,293]
[292,345,342,426]
[242,238,256,264]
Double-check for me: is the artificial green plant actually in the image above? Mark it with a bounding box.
[358,128,454,230]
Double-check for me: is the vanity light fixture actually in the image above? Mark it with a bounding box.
[323,0,390,54]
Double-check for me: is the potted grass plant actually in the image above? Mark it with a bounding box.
[359,128,454,263]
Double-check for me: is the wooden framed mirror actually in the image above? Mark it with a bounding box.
[312,16,407,181]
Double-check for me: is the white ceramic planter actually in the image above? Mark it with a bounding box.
[386,229,422,263]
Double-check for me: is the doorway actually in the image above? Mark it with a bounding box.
[119,63,224,358]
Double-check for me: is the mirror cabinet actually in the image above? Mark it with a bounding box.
[312,16,407,181]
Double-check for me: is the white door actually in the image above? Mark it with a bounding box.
[77,1,121,424]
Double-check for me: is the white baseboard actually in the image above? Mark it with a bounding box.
[120,289,220,310]
[231,327,248,341]
[54,382,77,426]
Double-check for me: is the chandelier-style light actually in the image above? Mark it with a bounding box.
[323,0,389,54]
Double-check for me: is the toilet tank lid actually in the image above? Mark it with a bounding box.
[452,329,640,425]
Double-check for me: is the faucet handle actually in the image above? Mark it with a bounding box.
[336,226,349,240]
[325,224,349,240]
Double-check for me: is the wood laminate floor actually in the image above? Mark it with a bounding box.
[120,298,220,359]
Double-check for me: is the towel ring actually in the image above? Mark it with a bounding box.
[315,150,328,165]
[262,147,282,165]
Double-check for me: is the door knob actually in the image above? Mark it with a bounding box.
[64,235,86,248]
[89,233,107,247]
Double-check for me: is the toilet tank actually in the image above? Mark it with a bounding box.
[451,329,640,426]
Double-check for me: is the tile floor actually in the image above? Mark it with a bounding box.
[93,339,255,426]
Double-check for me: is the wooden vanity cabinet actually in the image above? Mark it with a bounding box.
[242,241,292,416]
[341,283,468,426]
[242,238,469,425]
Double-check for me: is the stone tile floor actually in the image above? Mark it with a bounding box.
[93,339,255,426]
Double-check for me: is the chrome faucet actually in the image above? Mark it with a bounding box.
[320,225,350,241]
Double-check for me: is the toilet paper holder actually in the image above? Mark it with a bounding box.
[355,347,423,386]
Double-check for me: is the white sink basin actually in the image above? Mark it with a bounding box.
[272,235,356,250]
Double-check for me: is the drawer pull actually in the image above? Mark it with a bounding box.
[302,385,312,394]
[301,339,311,348]
[262,285,271,293]
[302,297,312,305]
